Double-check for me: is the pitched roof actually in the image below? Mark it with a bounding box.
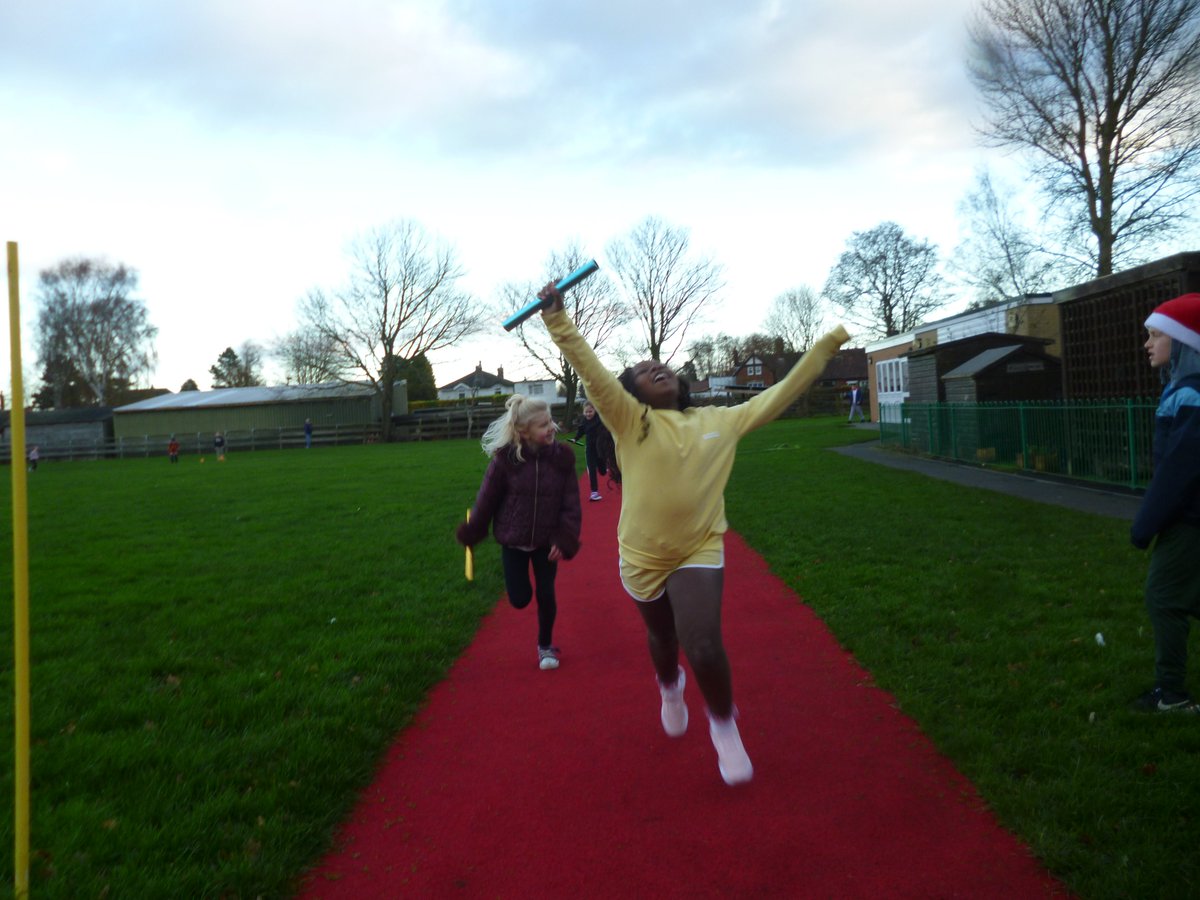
[113,382,381,413]
[438,368,515,391]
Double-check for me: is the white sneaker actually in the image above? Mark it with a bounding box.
[658,666,688,737]
[708,709,753,785]
[589,491,602,501]
[538,646,560,670]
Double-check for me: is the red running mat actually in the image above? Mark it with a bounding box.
[300,477,1068,899]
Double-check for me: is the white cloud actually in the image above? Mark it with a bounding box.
[2,0,999,398]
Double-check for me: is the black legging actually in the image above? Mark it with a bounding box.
[584,443,606,492]
[501,545,558,648]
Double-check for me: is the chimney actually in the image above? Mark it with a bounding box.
[497,366,504,379]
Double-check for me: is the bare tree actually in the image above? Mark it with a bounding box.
[686,336,725,380]
[822,222,946,339]
[301,220,484,439]
[209,343,265,388]
[272,328,347,384]
[970,0,1200,276]
[34,257,157,407]
[605,216,724,363]
[951,170,1066,307]
[686,332,779,379]
[503,240,631,424]
[764,285,826,352]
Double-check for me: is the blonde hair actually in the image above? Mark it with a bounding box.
[481,394,554,460]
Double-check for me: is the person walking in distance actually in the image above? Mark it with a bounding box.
[847,383,867,423]
[574,400,610,501]
[456,394,582,671]
[538,280,849,784]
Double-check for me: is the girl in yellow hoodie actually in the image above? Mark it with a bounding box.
[538,282,850,785]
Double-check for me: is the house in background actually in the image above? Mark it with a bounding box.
[511,377,559,403]
[904,333,1057,405]
[436,364,561,405]
[730,354,774,390]
[818,347,868,389]
[699,342,866,402]
[436,364,515,402]
[866,293,1062,423]
[866,250,1200,422]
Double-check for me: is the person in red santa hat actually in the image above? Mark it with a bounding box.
[1131,292,1200,712]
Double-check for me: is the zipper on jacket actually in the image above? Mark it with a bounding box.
[530,455,540,546]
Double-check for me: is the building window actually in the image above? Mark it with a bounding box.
[875,358,908,395]
[528,383,543,395]
[747,362,762,376]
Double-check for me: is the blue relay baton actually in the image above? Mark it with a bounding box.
[502,259,600,331]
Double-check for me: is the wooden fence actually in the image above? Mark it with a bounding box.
[2,424,382,463]
[3,386,852,464]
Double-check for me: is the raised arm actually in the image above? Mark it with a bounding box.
[730,326,852,435]
[539,284,643,437]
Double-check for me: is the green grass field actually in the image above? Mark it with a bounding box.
[0,419,1197,899]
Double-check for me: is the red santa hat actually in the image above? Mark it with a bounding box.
[1145,293,1200,353]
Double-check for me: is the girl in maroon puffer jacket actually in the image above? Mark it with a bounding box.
[456,394,582,670]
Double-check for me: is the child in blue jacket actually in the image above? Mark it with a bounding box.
[1131,292,1200,712]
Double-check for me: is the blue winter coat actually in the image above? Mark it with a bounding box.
[1131,345,1200,548]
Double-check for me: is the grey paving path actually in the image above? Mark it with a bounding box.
[832,430,1142,521]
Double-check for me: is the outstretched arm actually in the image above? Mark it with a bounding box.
[730,326,852,435]
[539,283,642,438]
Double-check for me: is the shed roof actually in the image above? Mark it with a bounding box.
[942,345,1059,380]
[113,382,381,413]
[942,346,1025,380]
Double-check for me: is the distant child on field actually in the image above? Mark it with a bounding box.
[574,400,610,501]
[1131,292,1200,713]
[168,435,180,463]
[27,445,39,472]
[456,394,582,670]
[214,431,226,461]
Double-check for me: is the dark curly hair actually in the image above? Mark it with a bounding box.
[601,365,693,486]
[617,366,693,412]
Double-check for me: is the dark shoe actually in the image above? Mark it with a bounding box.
[1133,687,1198,712]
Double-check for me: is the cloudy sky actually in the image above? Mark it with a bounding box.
[2,0,997,397]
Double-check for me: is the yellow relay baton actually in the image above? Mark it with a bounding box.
[465,509,474,581]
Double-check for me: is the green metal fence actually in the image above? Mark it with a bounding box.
[878,399,1158,490]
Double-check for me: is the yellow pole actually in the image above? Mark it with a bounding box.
[464,510,474,581]
[8,241,30,898]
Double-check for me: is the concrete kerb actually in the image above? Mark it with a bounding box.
[831,429,1142,522]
